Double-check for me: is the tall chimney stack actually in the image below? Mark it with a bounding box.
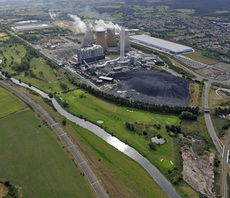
[120,27,125,62]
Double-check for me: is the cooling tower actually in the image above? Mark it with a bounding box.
[125,30,131,52]
[82,28,95,47]
[106,28,117,47]
[96,30,107,50]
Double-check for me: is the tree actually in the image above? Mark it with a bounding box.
[157,134,162,139]
[62,120,66,125]
[60,82,68,90]
[48,92,53,98]
[149,142,157,150]
[179,111,197,121]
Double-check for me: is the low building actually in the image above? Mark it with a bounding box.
[99,76,113,82]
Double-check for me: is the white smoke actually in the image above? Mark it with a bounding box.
[49,10,57,20]
[69,14,87,33]
[94,19,121,33]
[68,14,121,34]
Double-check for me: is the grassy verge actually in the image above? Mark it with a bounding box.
[189,82,202,107]
[211,115,229,140]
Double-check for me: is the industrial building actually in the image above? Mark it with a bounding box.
[71,45,105,65]
[12,24,50,32]
[129,34,193,54]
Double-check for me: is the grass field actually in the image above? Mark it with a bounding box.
[0,109,95,198]
[68,120,168,198]
[184,50,218,65]
[0,86,26,118]
[0,45,26,70]
[61,89,180,173]
[16,58,74,93]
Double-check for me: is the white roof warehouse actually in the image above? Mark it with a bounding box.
[130,34,193,55]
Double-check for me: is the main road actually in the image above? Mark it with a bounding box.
[0,80,109,198]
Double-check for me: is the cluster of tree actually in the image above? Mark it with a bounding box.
[153,123,161,130]
[148,142,157,150]
[202,48,230,63]
[125,122,135,131]
[11,46,39,72]
[159,54,195,79]
[60,82,68,90]
[165,124,181,137]
[68,76,199,115]
[214,107,230,115]
[179,111,197,121]
[0,71,11,78]
[222,120,230,130]
[212,82,230,89]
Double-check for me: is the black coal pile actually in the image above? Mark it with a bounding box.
[110,69,190,106]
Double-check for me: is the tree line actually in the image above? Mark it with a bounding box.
[68,76,199,115]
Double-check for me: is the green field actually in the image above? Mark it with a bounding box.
[0,87,94,198]
[0,45,26,70]
[16,57,74,93]
[0,109,94,198]
[68,120,168,198]
[61,89,180,173]
[0,44,75,93]
[0,86,26,118]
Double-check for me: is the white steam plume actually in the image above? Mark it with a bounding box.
[68,14,121,34]
[69,14,87,33]
[94,19,121,33]
[49,10,57,20]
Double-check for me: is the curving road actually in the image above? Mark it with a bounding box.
[0,80,109,198]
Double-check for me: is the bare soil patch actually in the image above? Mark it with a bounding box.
[0,183,8,198]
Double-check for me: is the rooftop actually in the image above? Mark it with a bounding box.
[130,34,193,54]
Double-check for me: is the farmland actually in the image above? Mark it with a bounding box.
[0,89,94,198]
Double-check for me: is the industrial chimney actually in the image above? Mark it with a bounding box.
[82,27,95,47]
[96,30,107,50]
[106,28,117,47]
[120,26,125,62]
[124,30,131,52]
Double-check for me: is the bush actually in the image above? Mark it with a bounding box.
[157,134,162,139]
[149,142,157,150]
[179,111,197,121]
[62,120,66,125]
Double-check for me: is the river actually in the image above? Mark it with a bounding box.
[0,72,180,198]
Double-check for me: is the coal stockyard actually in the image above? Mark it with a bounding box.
[108,69,190,106]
